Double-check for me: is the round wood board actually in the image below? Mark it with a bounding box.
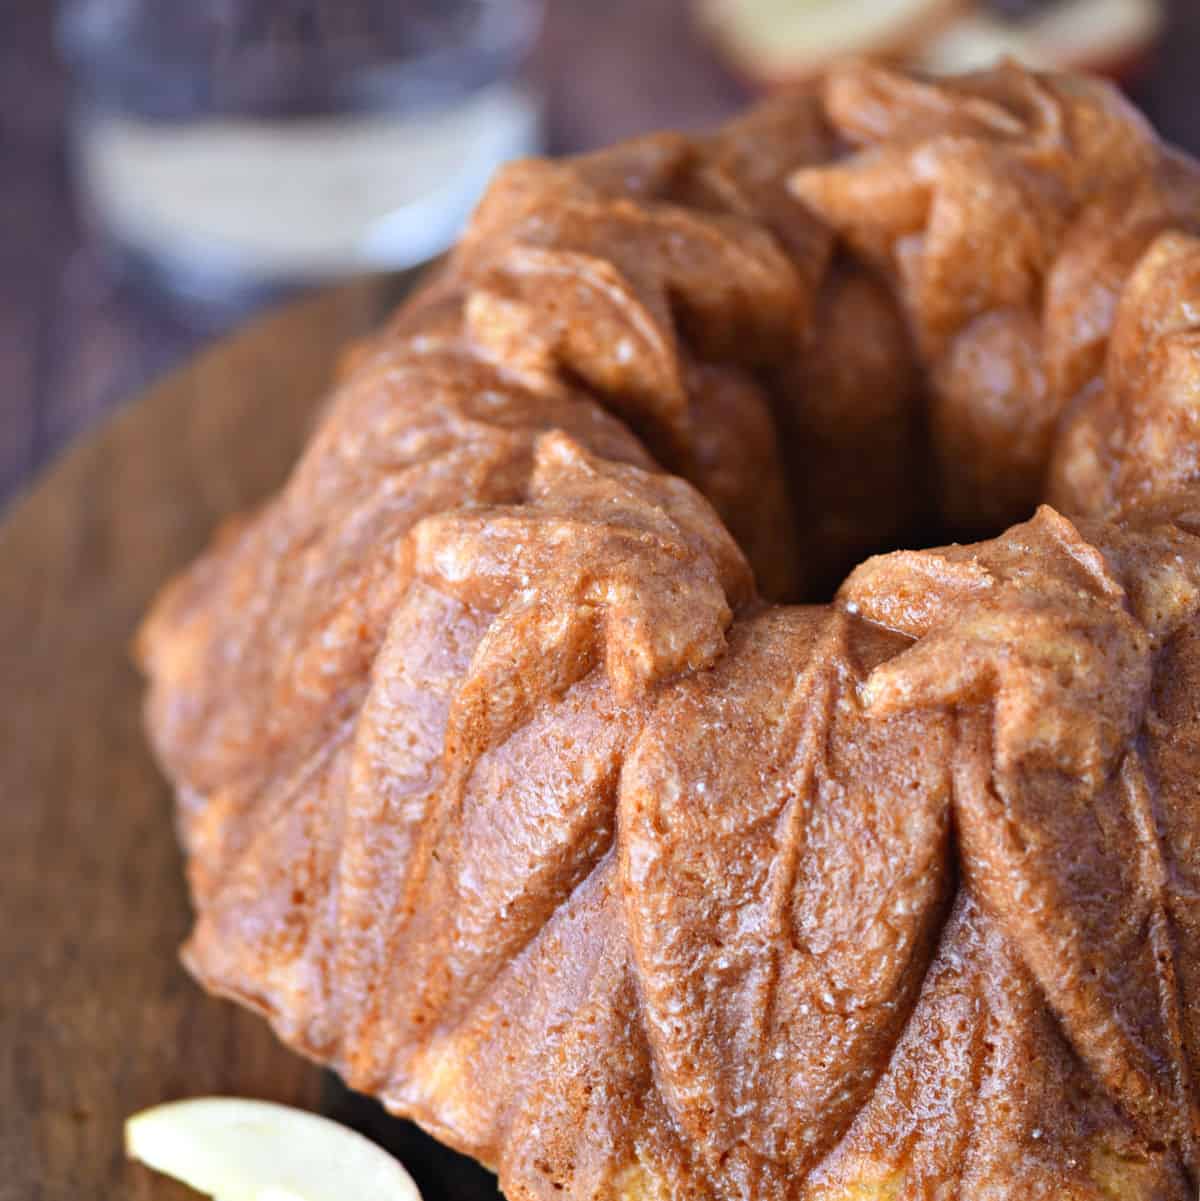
[0,275,500,1201]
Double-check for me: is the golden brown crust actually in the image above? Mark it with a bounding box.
[139,61,1200,1200]
[790,60,1165,533]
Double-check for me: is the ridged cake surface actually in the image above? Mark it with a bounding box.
[140,62,1200,1199]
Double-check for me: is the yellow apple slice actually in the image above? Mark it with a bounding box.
[125,1098,422,1201]
[698,0,966,86]
[918,0,1164,79]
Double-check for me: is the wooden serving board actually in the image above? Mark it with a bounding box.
[0,276,500,1201]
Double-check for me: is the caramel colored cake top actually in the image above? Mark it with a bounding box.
[139,62,1200,1199]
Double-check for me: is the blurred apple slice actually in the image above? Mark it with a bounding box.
[698,0,966,86]
[918,0,1164,78]
[125,1098,422,1201]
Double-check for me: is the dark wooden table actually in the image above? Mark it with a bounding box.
[2,0,1200,510]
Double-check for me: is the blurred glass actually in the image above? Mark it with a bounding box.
[59,0,543,314]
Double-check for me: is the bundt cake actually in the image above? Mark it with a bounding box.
[138,60,1200,1199]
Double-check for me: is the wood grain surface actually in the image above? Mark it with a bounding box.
[0,274,500,1201]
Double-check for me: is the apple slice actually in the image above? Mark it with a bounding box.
[917,0,1164,79]
[697,0,966,86]
[125,1098,423,1201]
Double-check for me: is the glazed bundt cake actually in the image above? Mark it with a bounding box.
[139,61,1200,1199]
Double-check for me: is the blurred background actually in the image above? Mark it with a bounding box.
[2,0,1199,509]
